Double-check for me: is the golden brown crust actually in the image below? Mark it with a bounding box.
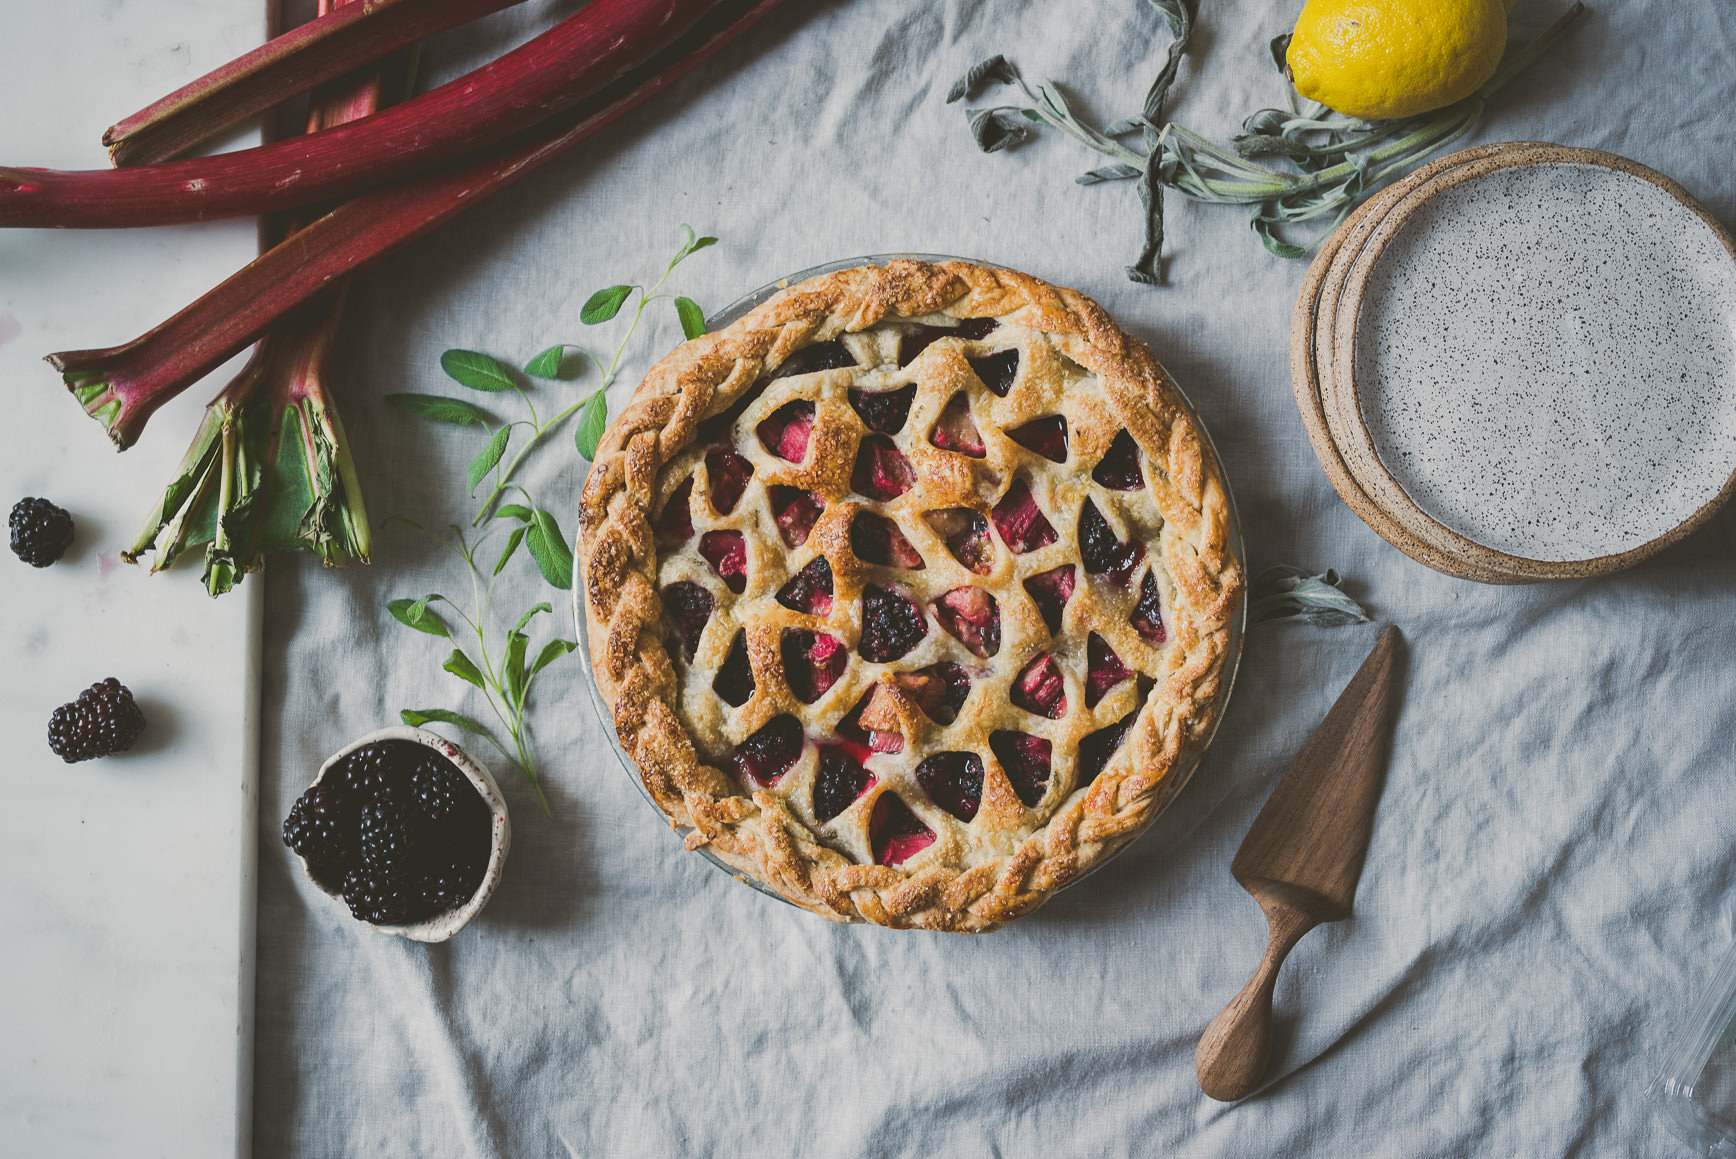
[578,259,1242,932]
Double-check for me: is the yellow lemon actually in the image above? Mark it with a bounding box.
[1286,0,1510,120]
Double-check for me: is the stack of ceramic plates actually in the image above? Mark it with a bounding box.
[1291,142,1736,583]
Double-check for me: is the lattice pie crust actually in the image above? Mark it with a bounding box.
[579,260,1242,931]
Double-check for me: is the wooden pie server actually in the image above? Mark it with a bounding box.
[1194,625,1403,1102]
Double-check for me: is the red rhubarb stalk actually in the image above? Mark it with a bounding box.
[1,0,724,228]
[105,0,528,167]
[50,0,785,450]
[125,0,388,593]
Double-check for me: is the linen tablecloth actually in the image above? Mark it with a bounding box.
[252,1,1736,1153]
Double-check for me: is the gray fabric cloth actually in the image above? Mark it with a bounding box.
[252,0,1736,1154]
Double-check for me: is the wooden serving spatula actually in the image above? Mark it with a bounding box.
[1195,625,1402,1102]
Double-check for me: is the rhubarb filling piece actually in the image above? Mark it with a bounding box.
[1085,632,1132,707]
[1011,653,1066,719]
[930,392,986,457]
[934,587,1000,658]
[698,530,748,593]
[757,400,816,463]
[851,511,925,569]
[851,435,915,501]
[705,448,753,515]
[924,507,994,575]
[782,629,847,704]
[775,556,834,615]
[870,793,936,865]
[991,480,1056,554]
[769,486,825,548]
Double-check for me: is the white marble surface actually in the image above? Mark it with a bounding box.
[0,2,265,1157]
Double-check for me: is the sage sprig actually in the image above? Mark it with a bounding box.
[1250,565,1370,628]
[949,1,1586,279]
[380,226,717,814]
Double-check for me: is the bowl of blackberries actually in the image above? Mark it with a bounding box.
[282,726,510,942]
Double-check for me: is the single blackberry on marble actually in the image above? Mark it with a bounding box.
[9,497,74,567]
[46,677,146,762]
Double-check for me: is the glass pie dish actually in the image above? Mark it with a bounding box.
[570,253,1246,913]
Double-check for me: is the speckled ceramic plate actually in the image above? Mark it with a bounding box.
[1325,145,1736,580]
[1293,143,1526,583]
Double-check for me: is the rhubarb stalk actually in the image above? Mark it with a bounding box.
[124,0,385,593]
[1,0,725,228]
[105,0,528,167]
[49,0,787,451]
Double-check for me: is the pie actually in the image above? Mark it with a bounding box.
[578,259,1243,932]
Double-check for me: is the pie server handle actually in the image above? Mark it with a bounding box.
[1193,894,1320,1102]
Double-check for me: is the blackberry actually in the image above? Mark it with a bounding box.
[406,754,469,826]
[47,677,146,763]
[419,857,486,915]
[358,794,418,873]
[9,497,74,568]
[330,740,403,800]
[281,780,354,889]
[341,865,427,926]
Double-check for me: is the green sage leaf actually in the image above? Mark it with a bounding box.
[1250,566,1370,627]
[504,631,530,709]
[1252,215,1309,260]
[513,602,553,635]
[387,595,450,637]
[947,54,1018,103]
[530,638,578,679]
[443,649,487,690]
[966,107,1031,153]
[385,393,487,425]
[688,236,718,254]
[1269,33,1293,74]
[524,344,586,379]
[1078,163,1142,185]
[467,425,512,494]
[441,349,518,393]
[496,504,534,522]
[401,707,490,736]
[581,285,633,325]
[675,296,705,340]
[525,509,574,591]
[574,391,607,461]
[493,526,526,576]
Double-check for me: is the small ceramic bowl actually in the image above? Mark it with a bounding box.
[294,725,511,943]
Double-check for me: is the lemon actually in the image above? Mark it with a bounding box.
[1286,0,1510,120]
